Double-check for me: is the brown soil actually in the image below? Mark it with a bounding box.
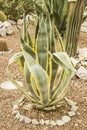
[0,25,87,130]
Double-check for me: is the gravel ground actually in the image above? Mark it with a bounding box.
[0,25,87,130]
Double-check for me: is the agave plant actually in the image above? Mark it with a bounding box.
[8,15,75,110]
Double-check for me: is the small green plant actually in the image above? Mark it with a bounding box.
[8,16,75,110]
[0,0,34,20]
[0,11,6,22]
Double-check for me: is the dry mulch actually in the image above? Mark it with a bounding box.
[0,25,87,130]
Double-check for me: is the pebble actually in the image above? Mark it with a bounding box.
[71,105,78,111]
[0,80,23,90]
[75,123,78,126]
[0,27,6,36]
[50,120,56,126]
[81,61,87,68]
[56,120,65,126]
[13,96,24,105]
[62,116,71,123]
[78,47,87,61]
[8,20,16,25]
[19,115,24,122]
[3,21,11,28]
[23,103,33,110]
[39,119,44,125]
[65,97,77,106]
[17,25,22,30]
[0,21,3,28]
[70,57,79,67]
[0,21,14,36]
[68,111,76,117]
[23,116,31,124]
[76,66,87,80]
[32,119,39,125]
[15,112,20,120]
[17,19,23,25]
[12,110,19,115]
[18,96,25,103]
[12,105,18,110]
[44,120,50,125]
[6,26,14,35]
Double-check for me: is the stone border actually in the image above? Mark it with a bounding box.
[12,97,78,126]
[0,49,13,54]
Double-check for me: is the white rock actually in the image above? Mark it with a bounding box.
[81,26,87,33]
[65,97,77,106]
[81,61,87,68]
[23,103,33,110]
[12,105,18,110]
[39,119,44,125]
[71,105,78,111]
[32,119,39,125]
[0,21,3,28]
[0,80,23,90]
[8,20,16,25]
[15,112,20,120]
[17,25,22,30]
[0,49,13,54]
[68,111,76,117]
[44,120,50,125]
[12,110,19,115]
[76,66,87,80]
[56,120,65,126]
[0,27,6,36]
[78,48,87,61]
[25,14,30,22]
[62,116,71,123]
[82,21,87,27]
[26,14,35,23]
[23,116,31,124]
[17,19,23,25]
[75,123,78,126]
[70,57,79,67]
[83,11,87,16]
[6,26,14,35]
[13,96,24,105]
[50,120,56,126]
[3,21,11,28]
[19,115,24,122]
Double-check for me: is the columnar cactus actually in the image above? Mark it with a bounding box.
[64,0,85,56]
[0,38,8,51]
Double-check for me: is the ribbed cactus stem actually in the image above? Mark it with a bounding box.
[64,0,85,57]
[0,38,9,51]
[64,0,76,55]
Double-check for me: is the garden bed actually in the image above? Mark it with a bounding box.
[0,25,87,130]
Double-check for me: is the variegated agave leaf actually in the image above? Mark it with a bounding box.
[22,49,50,106]
[50,52,75,105]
